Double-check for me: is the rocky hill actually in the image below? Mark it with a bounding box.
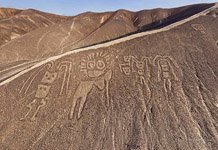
[0,3,218,150]
[0,4,213,65]
[0,8,68,47]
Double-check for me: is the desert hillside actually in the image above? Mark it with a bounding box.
[0,4,214,65]
[0,3,218,150]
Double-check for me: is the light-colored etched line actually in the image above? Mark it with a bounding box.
[27,121,57,150]
[19,62,53,96]
[0,61,39,82]
[35,14,55,24]
[0,58,45,73]
[0,61,35,73]
[57,61,72,95]
[59,24,72,53]
[112,131,116,150]
[36,30,52,52]
[0,4,216,86]
[70,20,75,31]
[20,15,36,24]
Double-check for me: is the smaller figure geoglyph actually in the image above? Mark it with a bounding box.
[191,24,207,34]
[20,61,72,121]
[153,55,180,93]
[20,71,57,121]
[119,55,151,114]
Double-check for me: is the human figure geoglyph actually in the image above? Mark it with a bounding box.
[119,56,151,114]
[69,52,113,120]
[20,69,58,121]
[153,55,180,93]
[20,61,72,121]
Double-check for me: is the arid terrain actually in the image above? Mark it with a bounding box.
[0,3,218,150]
